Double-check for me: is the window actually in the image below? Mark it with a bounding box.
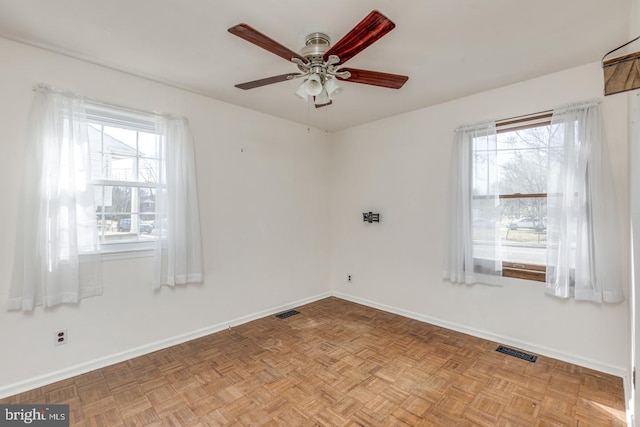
[446,101,623,300]
[472,113,552,282]
[87,104,163,252]
[9,86,204,310]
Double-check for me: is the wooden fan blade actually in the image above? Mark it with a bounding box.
[323,10,395,64]
[235,73,302,90]
[337,68,408,89]
[228,23,305,62]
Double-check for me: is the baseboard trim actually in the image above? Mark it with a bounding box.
[2,290,628,401]
[332,291,627,379]
[0,292,331,399]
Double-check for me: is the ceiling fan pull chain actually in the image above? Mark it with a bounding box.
[325,103,329,136]
[307,95,311,133]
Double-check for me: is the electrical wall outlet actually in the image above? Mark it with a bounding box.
[54,329,67,346]
[348,275,352,283]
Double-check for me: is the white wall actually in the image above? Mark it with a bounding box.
[629,0,640,424]
[330,62,630,376]
[631,84,640,425]
[0,38,332,397]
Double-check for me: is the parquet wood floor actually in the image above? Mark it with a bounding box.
[1,297,626,426]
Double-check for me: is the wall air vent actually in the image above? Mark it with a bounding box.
[496,345,537,362]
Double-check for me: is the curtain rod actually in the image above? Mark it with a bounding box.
[31,83,181,121]
[495,110,553,126]
[496,98,600,127]
[458,99,601,134]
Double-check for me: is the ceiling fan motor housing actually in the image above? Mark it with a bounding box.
[300,33,331,76]
[301,32,330,57]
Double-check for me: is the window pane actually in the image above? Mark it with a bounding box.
[94,185,133,212]
[472,197,547,266]
[138,158,159,183]
[111,156,135,181]
[501,197,546,265]
[138,132,159,158]
[472,134,498,196]
[94,185,157,243]
[94,186,156,213]
[104,126,137,150]
[96,213,156,243]
[496,126,550,195]
[139,187,156,221]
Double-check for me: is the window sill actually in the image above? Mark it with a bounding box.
[502,267,545,282]
[502,261,545,282]
[100,245,154,261]
[475,258,546,283]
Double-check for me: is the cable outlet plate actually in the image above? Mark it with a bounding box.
[55,329,67,346]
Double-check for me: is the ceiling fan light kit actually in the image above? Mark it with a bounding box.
[228,10,409,108]
[294,81,309,99]
[324,78,342,99]
[292,33,348,105]
[304,73,324,96]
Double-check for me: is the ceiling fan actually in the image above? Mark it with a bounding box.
[228,10,409,107]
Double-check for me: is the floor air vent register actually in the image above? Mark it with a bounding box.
[275,310,300,319]
[496,345,538,362]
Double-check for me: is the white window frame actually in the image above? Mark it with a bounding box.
[86,103,162,259]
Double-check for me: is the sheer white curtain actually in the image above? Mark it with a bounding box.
[9,86,102,311]
[443,121,502,286]
[153,116,204,289]
[545,101,624,302]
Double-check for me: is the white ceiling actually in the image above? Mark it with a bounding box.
[0,0,632,131]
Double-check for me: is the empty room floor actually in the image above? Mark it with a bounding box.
[0,297,626,426]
